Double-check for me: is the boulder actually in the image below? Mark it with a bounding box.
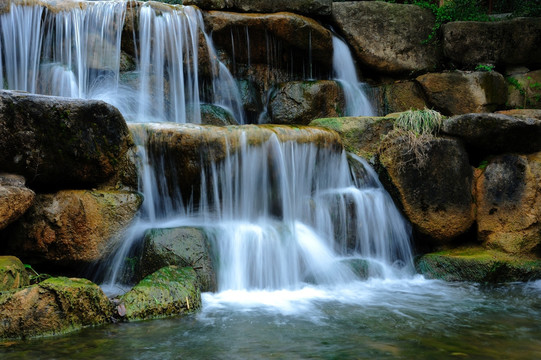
[506,70,541,109]
[0,256,29,292]
[496,109,541,121]
[310,114,396,160]
[443,18,541,68]
[378,134,474,243]
[0,277,113,339]
[185,0,332,16]
[416,247,541,283]
[442,113,541,157]
[140,227,217,292]
[380,81,429,114]
[200,104,238,126]
[331,1,440,74]
[0,91,133,190]
[119,266,201,321]
[0,174,35,230]
[267,81,345,125]
[416,71,507,115]
[475,153,541,255]
[3,190,143,270]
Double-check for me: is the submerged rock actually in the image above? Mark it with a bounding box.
[0,174,35,230]
[416,247,541,283]
[0,256,29,292]
[140,227,217,292]
[3,190,143,270]
[0,277,113,340]
[0,91,133,190]
[120,266,201,321]
[331,1,440,74]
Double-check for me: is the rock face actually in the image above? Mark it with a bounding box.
[200,104,238,126]
[416,71,507,115]
[380,81,428,114]
[3,190,143,269]
[310,115,396,160]
[0,174,35,230]
[443,18,541,67]
[186,0,332,16]
[0,256,30,291]
[0,91,133,190]
[496,109,541,121]
[267,81,345,125]
[475,153,541,255]
[0,277,113,339]
[331,1,440,74]
[378,134,474,243]
[416,247,541,283]
[442,113,541,157]
[506,70,541,109]
[120,266,201,321]
[140,227,217,292]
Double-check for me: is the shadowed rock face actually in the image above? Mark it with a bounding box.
[184,0,332,17]
[0,91,134,191]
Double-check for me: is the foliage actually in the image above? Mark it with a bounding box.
[507,76,541,108]
[475,64,495,72]
[508,0,541,17]
[24,264,51,285]
[394,108,443,136]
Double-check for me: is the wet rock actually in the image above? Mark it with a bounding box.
[442,113,541,157]
[200,104,238,126]
[443,18,541,68]
[0,256,29,292]
[475,153,541,255]
[140,227,217,292]
[416,247,541,282]
[0,277,113,339]
[185,0,332,16]
[3,190,143,270]
[416,71,507,115]
[0,91,133,190]
[0,174,35,230]
[331,1,440,74]
[120,266,201,321]
[267,81,345,125]
[506,69,541,109]
[378,134,474,243]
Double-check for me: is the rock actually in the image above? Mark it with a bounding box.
[0,91,133,190]
[416,247,541,283]
[0,174,35,230]
[120,266,201,321]
[140,227,217,292]
[331,1,440,74]
[506,70,541,109]
[0,256,30,292]
[200,104,238,126]
[185,0,332,16]
[3,190,143,270]
[310,114,396,160]
[416,71,507,115]
[380,81,429,114]
[267,81,345,125]
[378,133,474,243]
[496,109,541,121]
[475,153,541,255]
[443,18,541,68]
[442,113,541,157]
[0,277,113,339]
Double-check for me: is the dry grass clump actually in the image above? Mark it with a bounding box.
[394,108,443,136]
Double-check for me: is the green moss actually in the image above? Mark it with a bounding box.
[310,118,344,132]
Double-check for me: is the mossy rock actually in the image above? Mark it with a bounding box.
[416,247,541,283]
[0,256,29,291]
[120,266,201,321]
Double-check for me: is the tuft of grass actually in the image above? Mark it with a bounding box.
[394,108,443,136]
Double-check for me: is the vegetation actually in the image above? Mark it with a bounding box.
[394,108,443,136]
[475,64,495,72]
[507,76,541,108]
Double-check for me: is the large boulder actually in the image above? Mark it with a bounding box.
[379,81,429,114]
[378,134,474,243]
[442,113,541,157]
[185,0,332,16]
[0,91,133,190]
[331,1,440,74]
[443,18,541,68]
[119,266,201,321]
[0,277,113,339]
[267,81,345,125]
[3,190,143,270]
[475,153,541,255]
[0,174,35,230]
[506,70,541,109]
[416,71,507,115]
[140,227,217,292]
[0,256,29,292]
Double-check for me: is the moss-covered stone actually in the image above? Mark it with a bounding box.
[120,266,201,321]
[0,256,29,291]
[416,247,541,283]
[0,277,113,339]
